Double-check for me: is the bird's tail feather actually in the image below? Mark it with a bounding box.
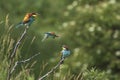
[15,22,24,28]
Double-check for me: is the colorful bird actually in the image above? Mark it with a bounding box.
[41,32,59,42]
[60,45,70,64]
[16,12,39,28]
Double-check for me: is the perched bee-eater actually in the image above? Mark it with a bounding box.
[16,12,39,28]
[41,32,59,42]
[60,45,70,64]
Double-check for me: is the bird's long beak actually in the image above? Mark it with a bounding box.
[62,47,66,50]
[33,13,40,17]
[36,13,40,15]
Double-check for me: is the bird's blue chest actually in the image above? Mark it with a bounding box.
[62,50,70,58]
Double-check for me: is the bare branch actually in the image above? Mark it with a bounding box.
[38,58,65,80]
[10,53,40,74]
[19,53,40,63]
[7,26,29,80]
[10,26,29,59]
[10,61,18,75]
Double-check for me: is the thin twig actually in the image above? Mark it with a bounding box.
[10,26,28,59]
[10,53,40,74]
[38,58,65,80]
[7,26,29,80]
[10,61,18,75]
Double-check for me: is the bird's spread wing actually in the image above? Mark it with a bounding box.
[41,34,48,42]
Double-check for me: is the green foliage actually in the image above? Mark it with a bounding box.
[0,58,7,80]
[60,0,120,79]
[83,68,109,80]
[0,0,120,80]
[0,15,13,80]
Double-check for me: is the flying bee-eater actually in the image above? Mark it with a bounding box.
[60,45,70,64]
[16,12,39,28]
[41,32,59,42]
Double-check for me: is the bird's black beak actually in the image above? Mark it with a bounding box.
[36,13,40,15]
[32,13,40,17]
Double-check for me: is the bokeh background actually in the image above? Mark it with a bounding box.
[0,0,120,80]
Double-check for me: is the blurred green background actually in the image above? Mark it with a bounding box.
[0,0,120,80]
